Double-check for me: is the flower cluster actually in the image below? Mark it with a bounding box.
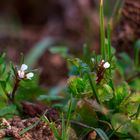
[96,60,110,84]
[17,64,34,80]
[101,60,110,69]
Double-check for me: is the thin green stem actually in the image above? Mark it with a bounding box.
[134,40,140,68]
[87,73,100,104]
[136,104,140,118]
[100,0,106,59]
[111,0,124,21]
[108,124,122,138]
[107,22,111,62]
[42,115,62,140]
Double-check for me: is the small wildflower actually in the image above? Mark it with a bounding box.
[18,70,25,79]
[20,64,28,71]
[17,64,34,80]
[96,60,110,84]
[103,62,110,69]
[91,58,95,63]
[101,60,105,63]
[26,72,34,80]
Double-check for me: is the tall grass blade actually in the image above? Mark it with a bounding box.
[100,0,106,59]
[107,22,111,62]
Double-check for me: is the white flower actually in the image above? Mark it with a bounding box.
[18,70,25,79]
[26,72,34,80]
[20,64,28,71]
[103,62,110,69]
[101,60,105,63]
[17,64,34,80]
[91,58,95,63]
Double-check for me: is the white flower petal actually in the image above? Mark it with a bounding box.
[20,64,28,71]
[103,62,110,69]
[26,72,34,80]
[18,70,25,78]
[101,60,105,63]
[91,58,95,63]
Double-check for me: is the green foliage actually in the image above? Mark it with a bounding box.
[0,53,47,118]
[0,104,18,118]
[76,100,98,127]
[95,128,109,140]
[134,39,140,67]
[98,84,113,102]
[115,82,130,106]
[49,46,68,58]
[68,77,86,96]
[0,1,140,139]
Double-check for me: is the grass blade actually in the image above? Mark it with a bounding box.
[19,119,40,135]
[87,73,100,104]
[100,0,106,59]
[107,22,111,62]
[134,39,140,67]
[136,104,140,118]
[42,115,62,140]
[95,128,109,140]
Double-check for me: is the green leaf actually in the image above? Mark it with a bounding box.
[129,78,140,91]
[0,138,13,140]
[129,93,140,102]
[48,86,65,96]
[98,84,113,102]
[0,53,5,64]
[95,128,109,140]
[111,113,129,134]
[0,104,17,117]
[10,62,16,76]
[1,63,6,74]
[49,46,68,57]
[115,82,130,105]
[38,95,63,101]
[6,72,11,83]
[76,99,98,127]
[0,80,6,92]
[68,77,86,96]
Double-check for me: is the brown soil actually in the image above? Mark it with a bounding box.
[0,116,61,140]
[0,101,60,140]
